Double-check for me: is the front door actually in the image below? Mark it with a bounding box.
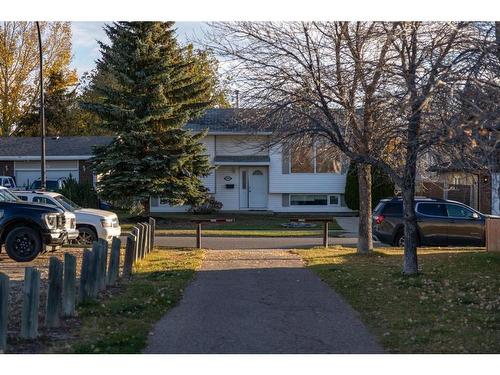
[248,168,268,209]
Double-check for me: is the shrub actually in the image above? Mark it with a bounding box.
[188,196,223,214]
[345,161,395,210]
[58,177,99,208]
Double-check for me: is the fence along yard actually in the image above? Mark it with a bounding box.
[0,217,156,353]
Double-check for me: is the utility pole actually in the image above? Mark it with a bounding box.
[36,22,46,190]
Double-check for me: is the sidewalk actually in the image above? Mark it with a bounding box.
[144,249,383,353]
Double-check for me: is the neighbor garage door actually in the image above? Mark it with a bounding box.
[14,160,79,188]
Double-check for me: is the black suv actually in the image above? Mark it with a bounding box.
[372,197,488,247]
[0,187,68,262]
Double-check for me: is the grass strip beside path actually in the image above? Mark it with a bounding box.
[66,249,203,354]
[295,247,500,353]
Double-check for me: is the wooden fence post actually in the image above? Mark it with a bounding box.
[123,234,136,279]
[90,242,100,298]
[149,217,155,251]
[107,237,121,286]
[138,223,146,259]
[62,253,77,317]
[144,223,150,255]
[0,273,9,353]
[21,267,40,339]
[79,249,94,303]
[142,223,148,257]
[196,223,202,249]
[45,257,63,328]
[132,227,140,262]
[323,221,329,248]
[98,239,108,291]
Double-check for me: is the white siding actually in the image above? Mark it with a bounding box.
[269,144,347,194]
[215,135,268,156]
[214,165,240,210]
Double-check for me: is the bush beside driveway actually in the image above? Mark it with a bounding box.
[295,247,500,353]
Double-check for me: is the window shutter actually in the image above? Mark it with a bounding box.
[282,193,290,207]
[151,197,159,207]
[282,143,290,174]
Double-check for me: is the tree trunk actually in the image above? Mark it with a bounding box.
[357,163,373,254]
[141,198,150,216]
[402,186,419,274]
[402,99,421,275]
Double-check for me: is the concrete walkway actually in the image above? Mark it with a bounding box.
[144,249,383,354]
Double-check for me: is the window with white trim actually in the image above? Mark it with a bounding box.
[289,140,342,174]
[290,194,341,206]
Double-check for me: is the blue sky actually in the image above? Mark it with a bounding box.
[71,22,208,77]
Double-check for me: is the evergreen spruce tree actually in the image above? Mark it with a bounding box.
[84,22,215,211]
[345,161,395,210]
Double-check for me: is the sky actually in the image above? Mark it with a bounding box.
[71,22,208,77]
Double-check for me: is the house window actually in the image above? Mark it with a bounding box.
[329,195,339,205]
[316,142,341,173]
[290,144,314,173]
[290,194,328,206]
[289,141,342,174]
[241,171,247,189]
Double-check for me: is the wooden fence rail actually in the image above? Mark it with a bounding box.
[0,217,156,353]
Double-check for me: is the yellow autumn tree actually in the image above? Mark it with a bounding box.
[0,21,77,136]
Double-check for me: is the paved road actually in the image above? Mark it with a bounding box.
[144,249,383,354]
[150,235,363,249]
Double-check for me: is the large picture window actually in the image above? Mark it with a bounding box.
[289,140,342,174]
[290,144,314,173]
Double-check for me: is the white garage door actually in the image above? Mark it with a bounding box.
[15,170,79,188]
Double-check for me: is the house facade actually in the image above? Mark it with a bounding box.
[150,109,351,213]
[0,109,352,213]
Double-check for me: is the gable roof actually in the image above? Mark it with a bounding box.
[186,108,271,134]
[0,109,270,159]
[0,136,113,159]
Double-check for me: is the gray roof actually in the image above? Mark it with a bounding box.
[214,155,270,164]
[0,136,113,157]
[186,108,270,133]
[0,109,269,158]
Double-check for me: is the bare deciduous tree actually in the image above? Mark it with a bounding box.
[205,21,480,275]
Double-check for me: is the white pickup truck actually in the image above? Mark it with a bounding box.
[14,191,121,246]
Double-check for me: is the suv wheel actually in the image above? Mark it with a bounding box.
[5,226,42,262]
[72,227,97,246]
[394,231,405,247]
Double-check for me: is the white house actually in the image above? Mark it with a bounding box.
[150,109,351,213]
[0,109,352,213]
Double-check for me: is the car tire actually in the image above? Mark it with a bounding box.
[72,226,97,246]
[394,231,405,247]
[394,230,420,247]
[5,226,42,262]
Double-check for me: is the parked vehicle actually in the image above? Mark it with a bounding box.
[372,197,492,247]
[14,190,121,246]
[0,186,68,262]
[29,178,67,192]
[0,176,17,189]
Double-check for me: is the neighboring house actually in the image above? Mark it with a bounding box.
[0,109,352,213]
[0,136,112,188]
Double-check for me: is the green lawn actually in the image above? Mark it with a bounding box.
[65,248,204,354]
[118,212,343,237]
[295,247,500,353]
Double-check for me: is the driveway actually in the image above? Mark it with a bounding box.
[144,249,383,354]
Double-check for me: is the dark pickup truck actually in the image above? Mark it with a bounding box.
[0,187,68,262]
